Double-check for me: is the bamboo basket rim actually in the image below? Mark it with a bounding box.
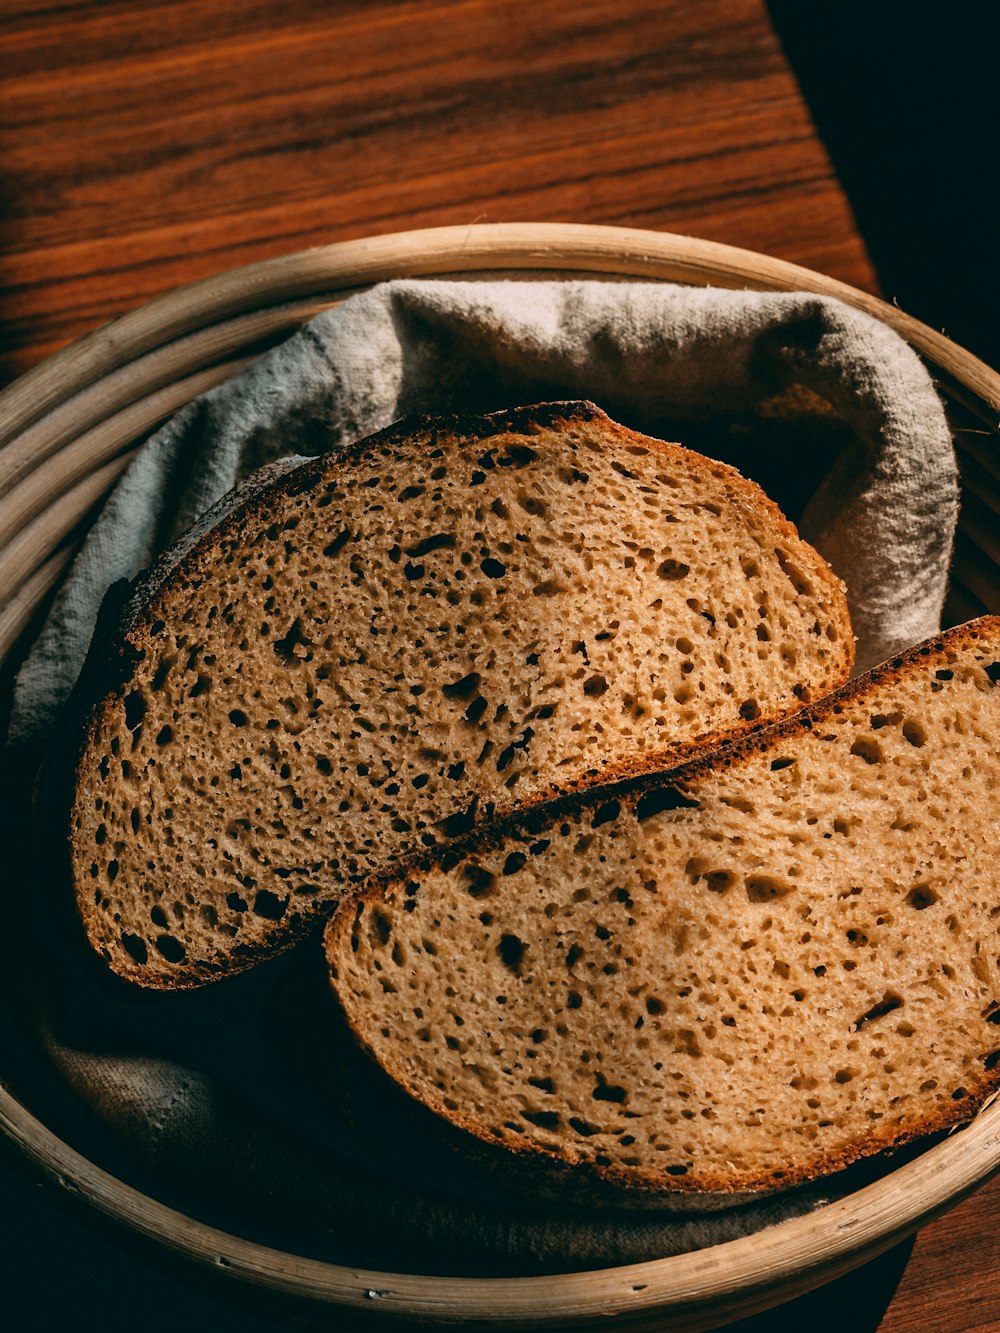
[2,223,999,446]
[2,221,999,1330]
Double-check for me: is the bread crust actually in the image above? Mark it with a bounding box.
[326,617,1000,1200]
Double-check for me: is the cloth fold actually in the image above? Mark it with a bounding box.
[4,277,959,1273]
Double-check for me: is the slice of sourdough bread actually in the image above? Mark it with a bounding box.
[326,618,1000,1199]
[69,401,851,989]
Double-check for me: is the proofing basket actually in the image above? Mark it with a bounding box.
[1,223,999,1331]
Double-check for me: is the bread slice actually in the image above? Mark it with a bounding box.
[69,401,851,989]
[326,618,1000,1200]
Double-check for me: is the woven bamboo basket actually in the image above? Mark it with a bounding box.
[1,223,998,1330]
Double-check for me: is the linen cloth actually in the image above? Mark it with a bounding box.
[5,278,959,1272]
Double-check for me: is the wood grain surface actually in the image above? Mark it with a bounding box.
[0,0,877,384]
[0,4,994,1333]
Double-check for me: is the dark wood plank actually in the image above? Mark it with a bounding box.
[875,1173,1000,1333]
[721,1176,1000,1333]
[0,0,876,383]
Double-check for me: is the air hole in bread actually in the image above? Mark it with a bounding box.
[850,736,883,764]
[703,869,736,894]
[155,934,186,962]
[854,991,904,1030]
[903,719,927,748]
[498,933,528,975]
[906,884,939,910]
[593,1076,629,1104]
[745,874,795,903]
[123,691,145,730]
[120,932,148,965]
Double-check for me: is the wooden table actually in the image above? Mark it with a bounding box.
[1,3,996,1330]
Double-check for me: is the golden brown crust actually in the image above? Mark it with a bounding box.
[380,1064,996,1201]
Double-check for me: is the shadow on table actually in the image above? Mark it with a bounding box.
[767,3,1000,371]
[721,1238,914,1332]
[0,1123,919,1333]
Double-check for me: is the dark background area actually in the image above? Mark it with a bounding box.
[768,2,999,369]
